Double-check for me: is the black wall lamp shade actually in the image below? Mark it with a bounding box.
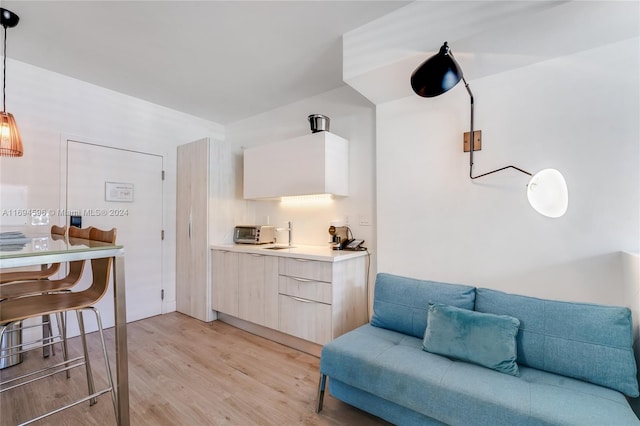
[1,8,19,28]
[411,42,463,98]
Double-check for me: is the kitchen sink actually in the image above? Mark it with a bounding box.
[263,246,295,250]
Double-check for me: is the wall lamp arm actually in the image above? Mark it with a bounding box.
[471,165,532,180]
[463,76,532,180]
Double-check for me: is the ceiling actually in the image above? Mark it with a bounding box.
[3,1,409,125]
[343,1,640,105]
[6,1,637,126]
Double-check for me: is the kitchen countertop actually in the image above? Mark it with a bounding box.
[210,243,368,262]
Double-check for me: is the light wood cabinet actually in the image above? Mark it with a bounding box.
[277,257,367,345]
[211,246,368,347]
[176,139,236,323]
[238,253,279,329]
[176,138,212,322]
[211,250,279,328]
[278,294,332,344]
[211,250,239,317]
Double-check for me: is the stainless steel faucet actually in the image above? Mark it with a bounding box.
[277,221,293,246]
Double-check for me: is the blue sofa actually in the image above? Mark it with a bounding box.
[317,273,640,425]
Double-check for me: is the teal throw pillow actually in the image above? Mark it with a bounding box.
[422,303,521,376]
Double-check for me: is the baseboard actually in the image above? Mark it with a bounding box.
[216,313,322,358]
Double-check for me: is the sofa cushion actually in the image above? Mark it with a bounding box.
[370,273,476,338]
[321,324,640,425]
[475,288,639,397]
[423,303,520,376]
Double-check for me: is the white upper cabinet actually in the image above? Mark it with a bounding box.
[243,131,348,199]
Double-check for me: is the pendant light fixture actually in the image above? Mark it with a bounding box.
[0,8,22,158]
[411,42,568,218]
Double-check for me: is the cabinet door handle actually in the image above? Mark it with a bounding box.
[290,296,314,304]
[291,277,313,283]
[188,209,192,239]
[249,253,264,257]
[293,258,310,263]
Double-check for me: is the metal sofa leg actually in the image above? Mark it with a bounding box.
[316,374,327,413]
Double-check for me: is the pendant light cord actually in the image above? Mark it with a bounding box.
[3,24,6,113]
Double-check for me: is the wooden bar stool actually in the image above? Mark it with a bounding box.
[0,226,91,299]
[0,226,94,361]
[0,228,118,425]
[0,225,66,284]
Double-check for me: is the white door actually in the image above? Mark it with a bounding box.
[65,140,163,333]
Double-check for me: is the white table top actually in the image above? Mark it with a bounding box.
[0,230,124,269]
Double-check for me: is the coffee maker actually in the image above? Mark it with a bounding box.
[328,225,349,250]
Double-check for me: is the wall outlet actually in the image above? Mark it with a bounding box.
[359,215,371,226]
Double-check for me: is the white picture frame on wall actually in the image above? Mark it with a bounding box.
[105,182,134,203]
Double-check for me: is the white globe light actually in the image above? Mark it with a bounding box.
[527,169,568,218]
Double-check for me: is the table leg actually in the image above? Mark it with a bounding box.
[113,255,129,425]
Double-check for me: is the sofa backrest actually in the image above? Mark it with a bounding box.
[475,288,639,397]
[370,273,476,339]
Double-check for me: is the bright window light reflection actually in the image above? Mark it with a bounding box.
[442,70,459,92]
[281,194,334,205]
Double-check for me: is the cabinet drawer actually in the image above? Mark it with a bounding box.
[278,294,331,344]
[279,257,332,282]
[279,276,331,304]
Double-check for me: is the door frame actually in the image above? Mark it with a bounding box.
[59,133,169,314]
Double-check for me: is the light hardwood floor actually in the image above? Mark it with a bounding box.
[1,313,389,425]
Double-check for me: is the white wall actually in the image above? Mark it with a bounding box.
[225,85,377,303]
[0,59,225,312]
[376,38,639,310]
